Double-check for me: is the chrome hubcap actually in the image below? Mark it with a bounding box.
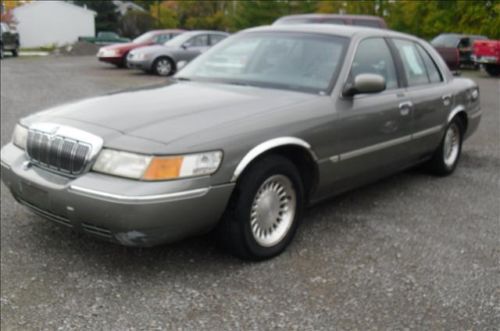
[444,123,460,167]
[250,175,296,247]
[156,59,171,75]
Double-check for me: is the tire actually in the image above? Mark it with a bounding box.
[12,48,18,57]
[484,64,500,77]
[0,45,4,59]
[426,117,464,176]
[153,57,175,76]
[217,155,305,260]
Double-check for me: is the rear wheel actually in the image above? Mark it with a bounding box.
[12,48,18,57]
[484,64,499,77]
[217,155,304,260]
[153,57,175,76]
[426,117,464,176]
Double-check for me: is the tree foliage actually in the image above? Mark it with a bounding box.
[72,0,120,32]
[70,0,500,39]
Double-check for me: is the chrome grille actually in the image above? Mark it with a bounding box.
[27,130,91,175]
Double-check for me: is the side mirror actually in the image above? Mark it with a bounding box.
[181,43,190,50]
[342,73,386,97]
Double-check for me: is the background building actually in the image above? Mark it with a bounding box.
[12,1,96,48]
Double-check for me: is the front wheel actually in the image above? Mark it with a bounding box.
[426,117,464,176]
[153,57,175,76]
[12,48,18,57]
[484,64,500,77]
[217,155,304,260]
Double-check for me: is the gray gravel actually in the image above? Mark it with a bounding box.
[1,56,499,330]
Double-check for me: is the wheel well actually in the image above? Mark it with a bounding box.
[238,145,319,200]
[454,111,468,134]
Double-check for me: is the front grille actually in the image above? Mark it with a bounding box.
[18,198,73,228]
[27,130,91,175]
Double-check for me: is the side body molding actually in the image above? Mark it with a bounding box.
[231,137,317,182]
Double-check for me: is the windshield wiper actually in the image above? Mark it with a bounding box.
[175,77,191,81]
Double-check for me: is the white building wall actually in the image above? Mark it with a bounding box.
[13,1,96,48]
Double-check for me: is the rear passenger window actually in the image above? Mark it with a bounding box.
[415,44,443,83]
[350,38,398,90]
[393,39,429,86]
[210,34,226,46]
[322,18,345,25]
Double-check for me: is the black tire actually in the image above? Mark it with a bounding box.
[12,48,18,57]
[426,117,464,176]
[217,155,305,260]
[0,45,4,59]
[484,64,500,77]
[153,57,175,76]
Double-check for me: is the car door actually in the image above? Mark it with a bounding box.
[330,37,414,190]
[391,38,449,157]
[181,34,209,61]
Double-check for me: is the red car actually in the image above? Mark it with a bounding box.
[97,29,185,67]
[473,39,500,77]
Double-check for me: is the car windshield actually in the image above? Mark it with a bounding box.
[431,34,460,47]
[133,32,155,43]
[164,32,198,47]
[177,32,348,94]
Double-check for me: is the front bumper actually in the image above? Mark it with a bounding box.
[98,56,125,65]
[1,143,234,246]
[126,57,152,71]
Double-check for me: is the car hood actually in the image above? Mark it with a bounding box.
[131,44,174,55]
[102,41,150,52]
[25,82,316,146]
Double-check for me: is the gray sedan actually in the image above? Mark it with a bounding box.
[127,30,229,76]
[1,25,481,260]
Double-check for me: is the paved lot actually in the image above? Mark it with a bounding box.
[1,56,499,330]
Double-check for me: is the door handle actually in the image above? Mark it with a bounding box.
[398,101,413,116]
[442,94,452,106]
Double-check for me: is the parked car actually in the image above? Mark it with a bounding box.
[472,39,500,77]
[273,14,387,28]
[0,22,19,58]
[97,29,185,67]
[1,25,481,260]
[431,33,488,69]
[127,31,229,76]
[79,31,130,45]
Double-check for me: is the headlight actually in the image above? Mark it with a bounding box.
[134,53,147,60]
[12,124,28,150]
[92,149,223,181]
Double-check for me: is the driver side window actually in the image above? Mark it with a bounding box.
[350,38,399,90]
[187,35,209,47]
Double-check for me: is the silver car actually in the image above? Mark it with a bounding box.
[127,30,229,76]
[1,25,481,260]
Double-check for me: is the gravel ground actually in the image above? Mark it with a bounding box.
[1,56,499,330]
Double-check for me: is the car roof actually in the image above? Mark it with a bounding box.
[243,24,415,40]
[180,30,229,36]
[150,29,186,34]
[276,13,385,21]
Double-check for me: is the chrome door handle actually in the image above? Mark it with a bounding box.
[442,94,452,106]
[398,101,413,116]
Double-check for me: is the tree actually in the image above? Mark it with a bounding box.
[119,10,155,38]
[150,1,177,28]
[71,0,120,32]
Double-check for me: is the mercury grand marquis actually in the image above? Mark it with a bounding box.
[0,25,481,260]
